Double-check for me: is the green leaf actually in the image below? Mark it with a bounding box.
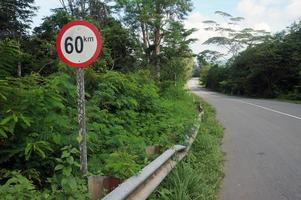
[70,148,78,154]
[0,128,7,138]
[20,115,31,127]
[61,151,70,158]
[25,144,33,160]
[52,134,61,144]
[12,114,18,122]
[66,156,74,164]
[63,167,72,176]
[0,116,12,125]
[68,178,77,189]
[61,178,69,186]
[35,146,46,158]
[76,135,82,143]
[54,164,64,171]
[0,93,7,100]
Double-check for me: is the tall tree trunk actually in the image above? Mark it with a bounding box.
[141,23,148,50]
[154,2,161,80]
[154,26,160,80]
[137,3,150,63]
[17,61,21,77]
[141,23,151,63]
[17,38,21,77]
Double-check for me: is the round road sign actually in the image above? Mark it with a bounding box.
[56,20,102,68]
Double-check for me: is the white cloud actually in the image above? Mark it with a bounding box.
[237,0,266,16]
[287,0,301,18]
[253,22,271,32]
[236,0,301,31]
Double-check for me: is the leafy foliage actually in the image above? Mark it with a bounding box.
[0,69,198,196]
[202,10,270,61]
[0,170,45,200]
[115,0,195,80]
[0,0,37,39]
[150,98,224,200]
[0,0,198,198]
[203,21,301,99]
[0,39,20,77]
[49,146,89,199]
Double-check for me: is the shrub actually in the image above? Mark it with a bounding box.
[0,70,198,198]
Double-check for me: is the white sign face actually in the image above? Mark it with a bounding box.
[60,25,97,64]
[56,21,102,68]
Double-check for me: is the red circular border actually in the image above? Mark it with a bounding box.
[56,20,102,68]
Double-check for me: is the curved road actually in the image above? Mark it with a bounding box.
[188,78,301,200]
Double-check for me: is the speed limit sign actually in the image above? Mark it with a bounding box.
[56,20,102,68]
[56,20,102,175]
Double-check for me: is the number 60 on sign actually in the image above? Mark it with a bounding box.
[56,20,102,68]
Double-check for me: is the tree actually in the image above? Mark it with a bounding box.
[19,9,74,76]
[54,1,142,73]
[197,54,210,83]
[0,39,20,78]
[203,20,301,98]
[0,0,37,39]
[160,21,196,84]
[202,11,270,62]
[116,0,193,79]
[0,0,37,77]
[199,50,224,64]
[58,0,114,21]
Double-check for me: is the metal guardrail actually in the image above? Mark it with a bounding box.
[102,110,203,200]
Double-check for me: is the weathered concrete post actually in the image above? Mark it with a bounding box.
[77,68,87,175]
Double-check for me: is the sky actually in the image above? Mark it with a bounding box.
[33,0,301,53]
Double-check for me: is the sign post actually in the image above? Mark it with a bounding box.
[56,20,102,175]
[77,68,87,175]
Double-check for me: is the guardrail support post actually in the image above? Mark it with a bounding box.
[88,176,105,200]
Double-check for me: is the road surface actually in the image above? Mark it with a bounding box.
[188,78,301,200]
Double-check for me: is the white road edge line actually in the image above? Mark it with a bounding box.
[236,100,301,120]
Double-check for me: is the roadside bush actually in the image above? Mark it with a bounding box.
[86,71,197,177]
[0,69,198,196]
[203,21,301,99]
[150,98,224,200]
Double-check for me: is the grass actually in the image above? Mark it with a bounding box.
[149,97,224,200]
[275,97,301,105]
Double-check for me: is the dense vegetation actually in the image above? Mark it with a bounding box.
[0,0,199,198]
[150,97,224,200]
[200,21,301,100]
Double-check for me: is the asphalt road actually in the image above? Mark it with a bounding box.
[188,78,301,200]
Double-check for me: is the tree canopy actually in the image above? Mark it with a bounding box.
[202,21,301,99]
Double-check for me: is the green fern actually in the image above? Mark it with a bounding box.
[0,39,20,78]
